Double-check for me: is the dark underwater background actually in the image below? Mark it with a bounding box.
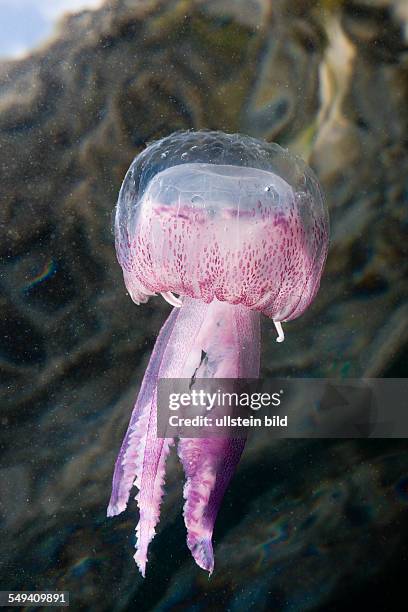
[1,0,408,610]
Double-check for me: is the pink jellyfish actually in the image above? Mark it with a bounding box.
[107,131,329,576]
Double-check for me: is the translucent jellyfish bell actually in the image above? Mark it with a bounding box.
[115,131,329,323]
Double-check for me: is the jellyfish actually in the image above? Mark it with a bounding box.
[107,131,329,576]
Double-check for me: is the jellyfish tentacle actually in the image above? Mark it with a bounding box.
[274,320,285,343]
[161,291,182,308]
[178,437,246,574]
[130,298,210,575]
[107,307,180,517]
[134,410,173,577]
[177,300,261,573]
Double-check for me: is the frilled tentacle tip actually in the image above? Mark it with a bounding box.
[106,501,124,517]
[134,549,148,578]
[107,486,131,516]
[187,534,214,575]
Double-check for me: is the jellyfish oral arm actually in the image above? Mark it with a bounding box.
[107,299,209,576]
[177,299,260,574]
[107,307,180,518]
[107,297,260,576]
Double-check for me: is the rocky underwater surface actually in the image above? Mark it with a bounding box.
[0,0,408,610]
